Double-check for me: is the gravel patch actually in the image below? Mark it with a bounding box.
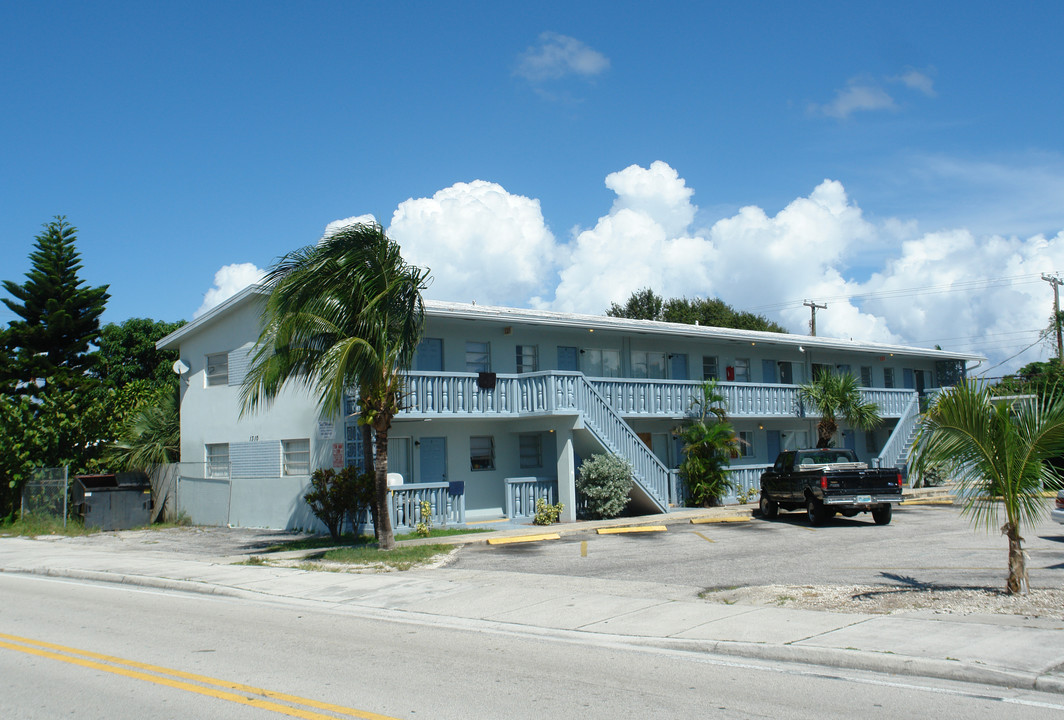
[703,583,1064,618]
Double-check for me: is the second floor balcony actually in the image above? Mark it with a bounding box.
[394,371,918,421]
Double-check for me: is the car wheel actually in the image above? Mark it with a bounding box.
[872,504,892,525]
[759,494,779,520]
[806,499,828,526]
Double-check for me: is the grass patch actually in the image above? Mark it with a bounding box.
[235,555,267,566]
[0,514,95,537]
[394,527,493,541]
[322,543,453,571]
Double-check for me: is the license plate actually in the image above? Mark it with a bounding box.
[856,495,872,504]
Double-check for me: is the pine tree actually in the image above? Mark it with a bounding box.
[1,217,110,394]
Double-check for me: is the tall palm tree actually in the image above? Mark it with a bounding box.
[241,223,429,550]
[910,381,1064,595]
[798,372,881,448]
[107,387,180,470]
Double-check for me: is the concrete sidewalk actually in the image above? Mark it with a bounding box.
[2,509,1063,695]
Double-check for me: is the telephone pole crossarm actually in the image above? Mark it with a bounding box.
[803,300,827,337]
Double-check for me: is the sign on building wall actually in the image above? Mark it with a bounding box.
[332,443,344,469]
[318,421,335,439]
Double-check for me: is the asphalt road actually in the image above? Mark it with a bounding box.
[4,572,1064,719]
[452,505,1064,592]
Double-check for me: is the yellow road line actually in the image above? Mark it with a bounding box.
[486,533,560,545]
[692,531,715,543]
[690,516,751,524]
[596,525,667,534]
[0,632,397,720]
[580,540,588,557]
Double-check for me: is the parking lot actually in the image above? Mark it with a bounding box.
[452,505,1064,592]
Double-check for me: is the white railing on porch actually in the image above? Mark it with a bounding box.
[388,482,465,529]
[505,476,558,518]
[401,371,917,420]
[873,394,921,472]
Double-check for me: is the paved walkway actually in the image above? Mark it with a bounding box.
[2,502,1063,695]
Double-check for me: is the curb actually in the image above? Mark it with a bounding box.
[6,564,1063,695]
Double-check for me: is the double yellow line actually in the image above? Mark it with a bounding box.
[0,632,399,720]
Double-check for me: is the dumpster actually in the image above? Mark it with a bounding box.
[73,472,152,530]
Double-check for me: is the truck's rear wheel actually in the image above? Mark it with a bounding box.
[806,499,828,526]
[759,494,779,519]
[872,504,892,525]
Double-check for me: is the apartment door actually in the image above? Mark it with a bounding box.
[557,346,578,372]
[419,437,447,483]
[669,353,688,380]
[766,430,781,462]
[778,361,793,384]
[762,359,777,383]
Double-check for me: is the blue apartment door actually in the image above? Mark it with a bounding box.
[670,353,688,380]
[419,437,447,482]
[557,346,578,371]
[761,359,777,383]
[766,430,781,462]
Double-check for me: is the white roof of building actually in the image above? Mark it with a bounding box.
[157,284,985,364]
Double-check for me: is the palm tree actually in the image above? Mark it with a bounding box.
[675,381,738,506]
[241,223,429,550]
[107,387,181,470]
[910,381,1064,595]
[798,372,881,448]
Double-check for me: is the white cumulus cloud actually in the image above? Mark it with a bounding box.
[387,180,559,307]
[194,262,265,319]
[515,32,610,82]
[322,214,377,241]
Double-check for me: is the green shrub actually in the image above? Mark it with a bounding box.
[577,454,633,519]
[533,497,563,525]
[304,467,367,540]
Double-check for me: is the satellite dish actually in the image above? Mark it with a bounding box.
[173,359,190,375]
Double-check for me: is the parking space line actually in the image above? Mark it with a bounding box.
[692,531,715,543]
[580,541,588,557]
[690,516,751,525]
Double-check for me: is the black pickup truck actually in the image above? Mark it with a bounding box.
[758,449,903,525]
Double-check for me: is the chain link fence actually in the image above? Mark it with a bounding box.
[21,467,69,527]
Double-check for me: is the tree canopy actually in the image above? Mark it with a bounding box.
[607,288,787,333]
[95,317,186,389]
[1,217,109,394]
[797,372,881,448]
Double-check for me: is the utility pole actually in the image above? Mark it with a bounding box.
[804,300,827,337]
[1042,273,1064,363]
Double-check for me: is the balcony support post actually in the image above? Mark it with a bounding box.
[555,425,577,523]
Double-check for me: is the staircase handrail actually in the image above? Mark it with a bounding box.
[874,391,920,469]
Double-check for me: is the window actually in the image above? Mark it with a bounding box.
[415,338,443,371]
[812,363,831,381]
[860,366,873,387]
[519,434,543,468]
[206,443,229,478]
[206,353,228,386]
[516,345,538,373]
[631,350,665,378]
[581,348,621,377]
[282,439,311,476]
[702,356,719,381]
[738,431,754,458]
[883,367,895,389]
[733,358,750,382]
[466,342,490,372]
[470,436,494,471]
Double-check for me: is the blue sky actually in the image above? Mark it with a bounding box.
[3,1,1064,374]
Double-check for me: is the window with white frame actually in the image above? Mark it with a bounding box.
[702,355,719,381]
[206,443,229,478]
[282,439,311,476]
[466,342,491,372]
[733,358,751,382]
[515,345,538,373]
[630,350,665,379]
[470,436,495,471]
[206,353,229,386]
[519,434,543,469]
[860,366,873,387]
[883,367,895,388]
